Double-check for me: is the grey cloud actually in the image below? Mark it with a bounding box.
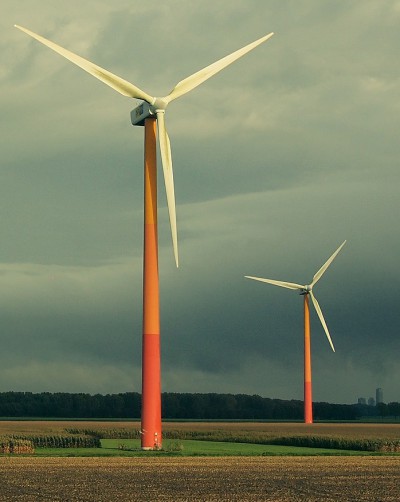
[0,1,399,403]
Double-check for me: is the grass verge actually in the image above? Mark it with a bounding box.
[27,439,392,457]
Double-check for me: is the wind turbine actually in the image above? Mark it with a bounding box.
[15,24,274,448]
[245,241,346,424]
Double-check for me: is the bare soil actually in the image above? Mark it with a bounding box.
[0,456,399,501]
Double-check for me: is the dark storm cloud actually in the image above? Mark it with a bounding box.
[0,1,399,402]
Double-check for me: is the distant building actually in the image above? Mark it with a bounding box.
[358,397,367,405]
[376,388,383,404]
[368,397,375,407]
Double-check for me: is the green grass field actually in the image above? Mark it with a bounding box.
[29,438,387,457]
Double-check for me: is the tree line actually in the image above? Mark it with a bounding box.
[0,391,398,420]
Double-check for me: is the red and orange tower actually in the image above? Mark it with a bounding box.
[303,294,313,424]
[141,118,162,449]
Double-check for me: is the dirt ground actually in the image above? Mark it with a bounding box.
[0,456,399,502]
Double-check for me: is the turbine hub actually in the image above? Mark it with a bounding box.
[300,285,312,295]
[151,97,168,111]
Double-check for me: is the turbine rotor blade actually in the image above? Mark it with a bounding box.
[15,25,154,102]
[156,111,179,267]
[245,276,304,291]
[311,240,346,287]
[164,32,274,104]
[309,291,335,352]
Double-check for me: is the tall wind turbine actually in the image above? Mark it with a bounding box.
[15,24,274,448]
[245,241,346,424]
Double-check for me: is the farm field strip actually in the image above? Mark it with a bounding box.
[0,456,399,501]
[1,422,399,500]
[1,421,400,456]
[163,421,400,439]
[1,420,400,437]
[1,441,394,458]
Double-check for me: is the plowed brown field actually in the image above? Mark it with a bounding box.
[0,456,399,501]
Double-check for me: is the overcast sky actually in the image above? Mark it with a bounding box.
[1,1,399,404]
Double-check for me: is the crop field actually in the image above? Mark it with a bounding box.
[0,421,399,500]
[2,420,400,453]
[162,420,400,439]
[0,456,399,501]
[1,420,399,439]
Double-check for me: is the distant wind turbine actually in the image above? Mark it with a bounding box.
[246,241,346,424]
[16,24,274,448]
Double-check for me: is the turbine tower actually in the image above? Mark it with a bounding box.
[16,25,274,448]
[246,241,346,424]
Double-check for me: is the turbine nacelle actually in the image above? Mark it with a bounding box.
[299,285,312,295]
[130,100,168,126]
[131,102,155,126]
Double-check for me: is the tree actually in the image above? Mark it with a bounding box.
[376,402,388,418]
[387,402,400,419]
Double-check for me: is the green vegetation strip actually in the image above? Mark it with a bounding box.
[1,434,100,449]
[63,428,400,453]
[103,438,371,456]
[27,439,386,457]
[2,426,400,457]
[268,435,400,452]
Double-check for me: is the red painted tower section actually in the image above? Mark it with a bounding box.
[304,294,313,424]
[141,118,162,449]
